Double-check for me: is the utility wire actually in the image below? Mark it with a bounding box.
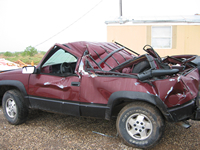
[35,0,103,47]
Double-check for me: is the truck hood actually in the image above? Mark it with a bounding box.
[0,69,29,81]
[0,68,22,75]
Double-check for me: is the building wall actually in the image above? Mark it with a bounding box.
[107,25,200,57]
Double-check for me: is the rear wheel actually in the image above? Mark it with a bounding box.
[116,102,165,149]
[2,90,28,125]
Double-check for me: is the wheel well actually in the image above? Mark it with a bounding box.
[111,99,165,120]
[0,85,22,102]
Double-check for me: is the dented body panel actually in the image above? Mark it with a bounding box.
[0,41,199,122]
[80,75,156,104]
[28,74,80,101]
[152,69,199,107]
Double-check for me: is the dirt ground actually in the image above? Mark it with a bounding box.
[0,106,200,150]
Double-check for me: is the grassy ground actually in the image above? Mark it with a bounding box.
[0,53,45,65]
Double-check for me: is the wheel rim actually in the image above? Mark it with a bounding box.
[126,113,152,140]
[5,98,17,118]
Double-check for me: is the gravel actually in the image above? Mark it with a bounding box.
[1,106,200,149]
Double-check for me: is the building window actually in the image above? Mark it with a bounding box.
[151,26,172,49]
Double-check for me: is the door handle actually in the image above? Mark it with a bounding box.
[71,82,80,87]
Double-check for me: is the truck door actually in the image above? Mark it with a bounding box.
[28,46,80,116]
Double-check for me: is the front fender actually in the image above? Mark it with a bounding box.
[105,91,173,121]
[0,80,29,106]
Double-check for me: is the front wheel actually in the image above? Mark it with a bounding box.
[116,102,165,149]
[2,90,28,125]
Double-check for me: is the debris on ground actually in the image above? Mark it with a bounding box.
[0,59,30,71]
[92,131,114,138]
[15,59,28,67]
[0,58,20,71]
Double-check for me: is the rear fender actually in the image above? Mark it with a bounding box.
[105,91,173,121]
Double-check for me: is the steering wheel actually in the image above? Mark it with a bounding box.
[143,45,162,62]
[60,62,73,74]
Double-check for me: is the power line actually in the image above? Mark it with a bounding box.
[35,0,103,47]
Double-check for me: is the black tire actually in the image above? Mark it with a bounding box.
[2,90,28,125]
[116,102,165,149]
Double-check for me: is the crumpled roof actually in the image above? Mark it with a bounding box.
[64,41,121,58]
[64,41,134,71]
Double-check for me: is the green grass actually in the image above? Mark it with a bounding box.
[0,53,45,65]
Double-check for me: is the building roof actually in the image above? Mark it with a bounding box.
[105,15,200,25]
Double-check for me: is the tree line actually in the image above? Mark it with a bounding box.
[1,46,46,57]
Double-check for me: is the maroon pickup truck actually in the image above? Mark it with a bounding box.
[0,41,200,149]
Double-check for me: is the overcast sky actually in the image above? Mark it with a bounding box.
[0,0,199,52]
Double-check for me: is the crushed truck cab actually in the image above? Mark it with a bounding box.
[0,41,199,149]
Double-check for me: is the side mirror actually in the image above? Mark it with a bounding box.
[22,66,36,74]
